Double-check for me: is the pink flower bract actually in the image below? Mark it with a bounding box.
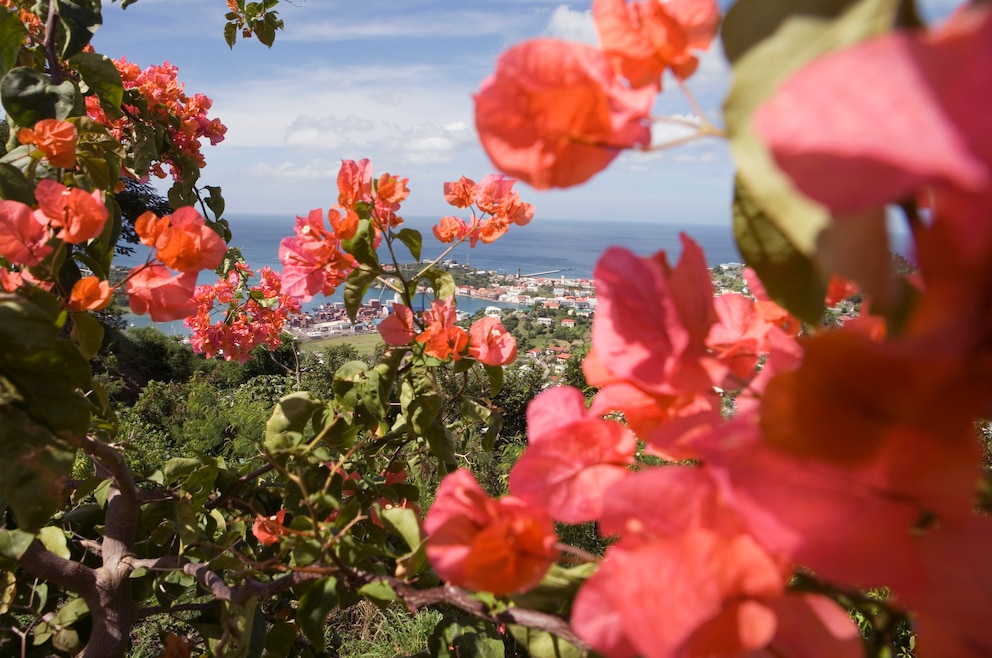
[475,38,655,189]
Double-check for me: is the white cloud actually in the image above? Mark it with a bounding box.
[249,159,338,180]
[545,5,598,44]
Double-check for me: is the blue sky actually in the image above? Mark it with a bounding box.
[91,0,960,224]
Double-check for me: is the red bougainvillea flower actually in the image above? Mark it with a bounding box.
[424,469,557,595]
[17,119,78,169]
[572,467,787,658]
[337,158,373,209]
[279,208,357,301]
[416,298,469,361]
[253,510,288,547]
[0,199,51,266]
[125,264,198,322]
[33,179,108,245]
[593,0,721,88]
[68,276,113,312]
[475,38,655,189]
[0,267,24,293]
[509,386,636,523]
[467,316,517,366]
[378,303,417,346]
[146,207,227,272]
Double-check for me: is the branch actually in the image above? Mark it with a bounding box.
[18,539,95,593]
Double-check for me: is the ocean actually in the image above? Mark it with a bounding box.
[117,214,744,334]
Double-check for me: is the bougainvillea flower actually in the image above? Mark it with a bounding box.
[424,468,557,595]
[571,467,788,658]
[707,292,790,387]
[125,265,198,321]
[378,303,417,346]
[416,298,468,361]
[0,268,24,293]
[0,199,51,266]
[592,236,718,397]
[150,206,227,272]
[279,208,356,301]
[443,176,477,208]
[252,510,288,547]
[475,38,655,189]
[432,215,472,244]
[509,386,635,523]
[33,179,108,244]
[337,158,373,208]
[467,316,517,366]
[753,3,992,214]
[135,210,169,247]
[17,119,78,169]
[593,0,721,88]
[68,276,113,312]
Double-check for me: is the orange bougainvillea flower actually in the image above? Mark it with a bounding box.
[432,215,472,244]
[475,38,655,189]
[33,179,108,244]
[416,298,468,361]
[149,207,227,272]
[68,276,113,312]
[18,119,78,169]
[443,176,477,208]
[424,468,558,595]
[252,510,288,547]
[593,0,721,89]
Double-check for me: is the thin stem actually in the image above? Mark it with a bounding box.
[555,542,601,565]
[675,76,716,130]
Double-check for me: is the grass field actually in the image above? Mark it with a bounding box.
[299,332,383,357]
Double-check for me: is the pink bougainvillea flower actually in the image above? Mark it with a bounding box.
[753,3,992,215]
[0,267,24,292]
[508,386,636,523]
[252,509,288,547]
[475,38,655,189]
[279,208,357,301]
[706,292,793,387]
[443,176,478,208]
[593,0,721,88]
[378,303,417,346]
[151,206,227,272]
[68,276,113,312]
[337,158,373,209]
[416,298,469,361]
[0,199,51,266]
[571,467,789,658]
[125,264,198,321]
[33,179,108,244]
[424,468,557,595]
[18,119,78,169]
[467,316,517,366]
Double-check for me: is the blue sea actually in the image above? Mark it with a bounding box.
[117,213,909,334]
[117,214,742,334]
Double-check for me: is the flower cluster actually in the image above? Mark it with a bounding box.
[278,207,357,302]
[474,0,719,188]
[186,263,301,363]
[125,207,227,322]
[378,298,517,366]
[433,174,534,246]
[85,58,227,179]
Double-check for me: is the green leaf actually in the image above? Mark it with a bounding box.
[224,22,237,49]
[203,185,225,219]
[0,162,36,204]
[400,371,456,468]
[423,268,456,300]
[732,176,825,324]
[342,218,379,269]
[261,621,296,658]
[508,627,584,658]
[722,0,901,260]
[429,613,505,658]
[67,52,123,111]
[0,529,34,560]
[343,266,380,323]
[396,228,423,262]
[57,0,103,59]
[74,116,125,192]
[379,505,424,553]
[0,407,76,532]
[0,8,26,81]
[358,580,398,605]
[69,311,104,360]
[483,364,504,397]
[38,527,70,560]
[1,67,82,126]
[297,577,337,653]
[264,392,322,457]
